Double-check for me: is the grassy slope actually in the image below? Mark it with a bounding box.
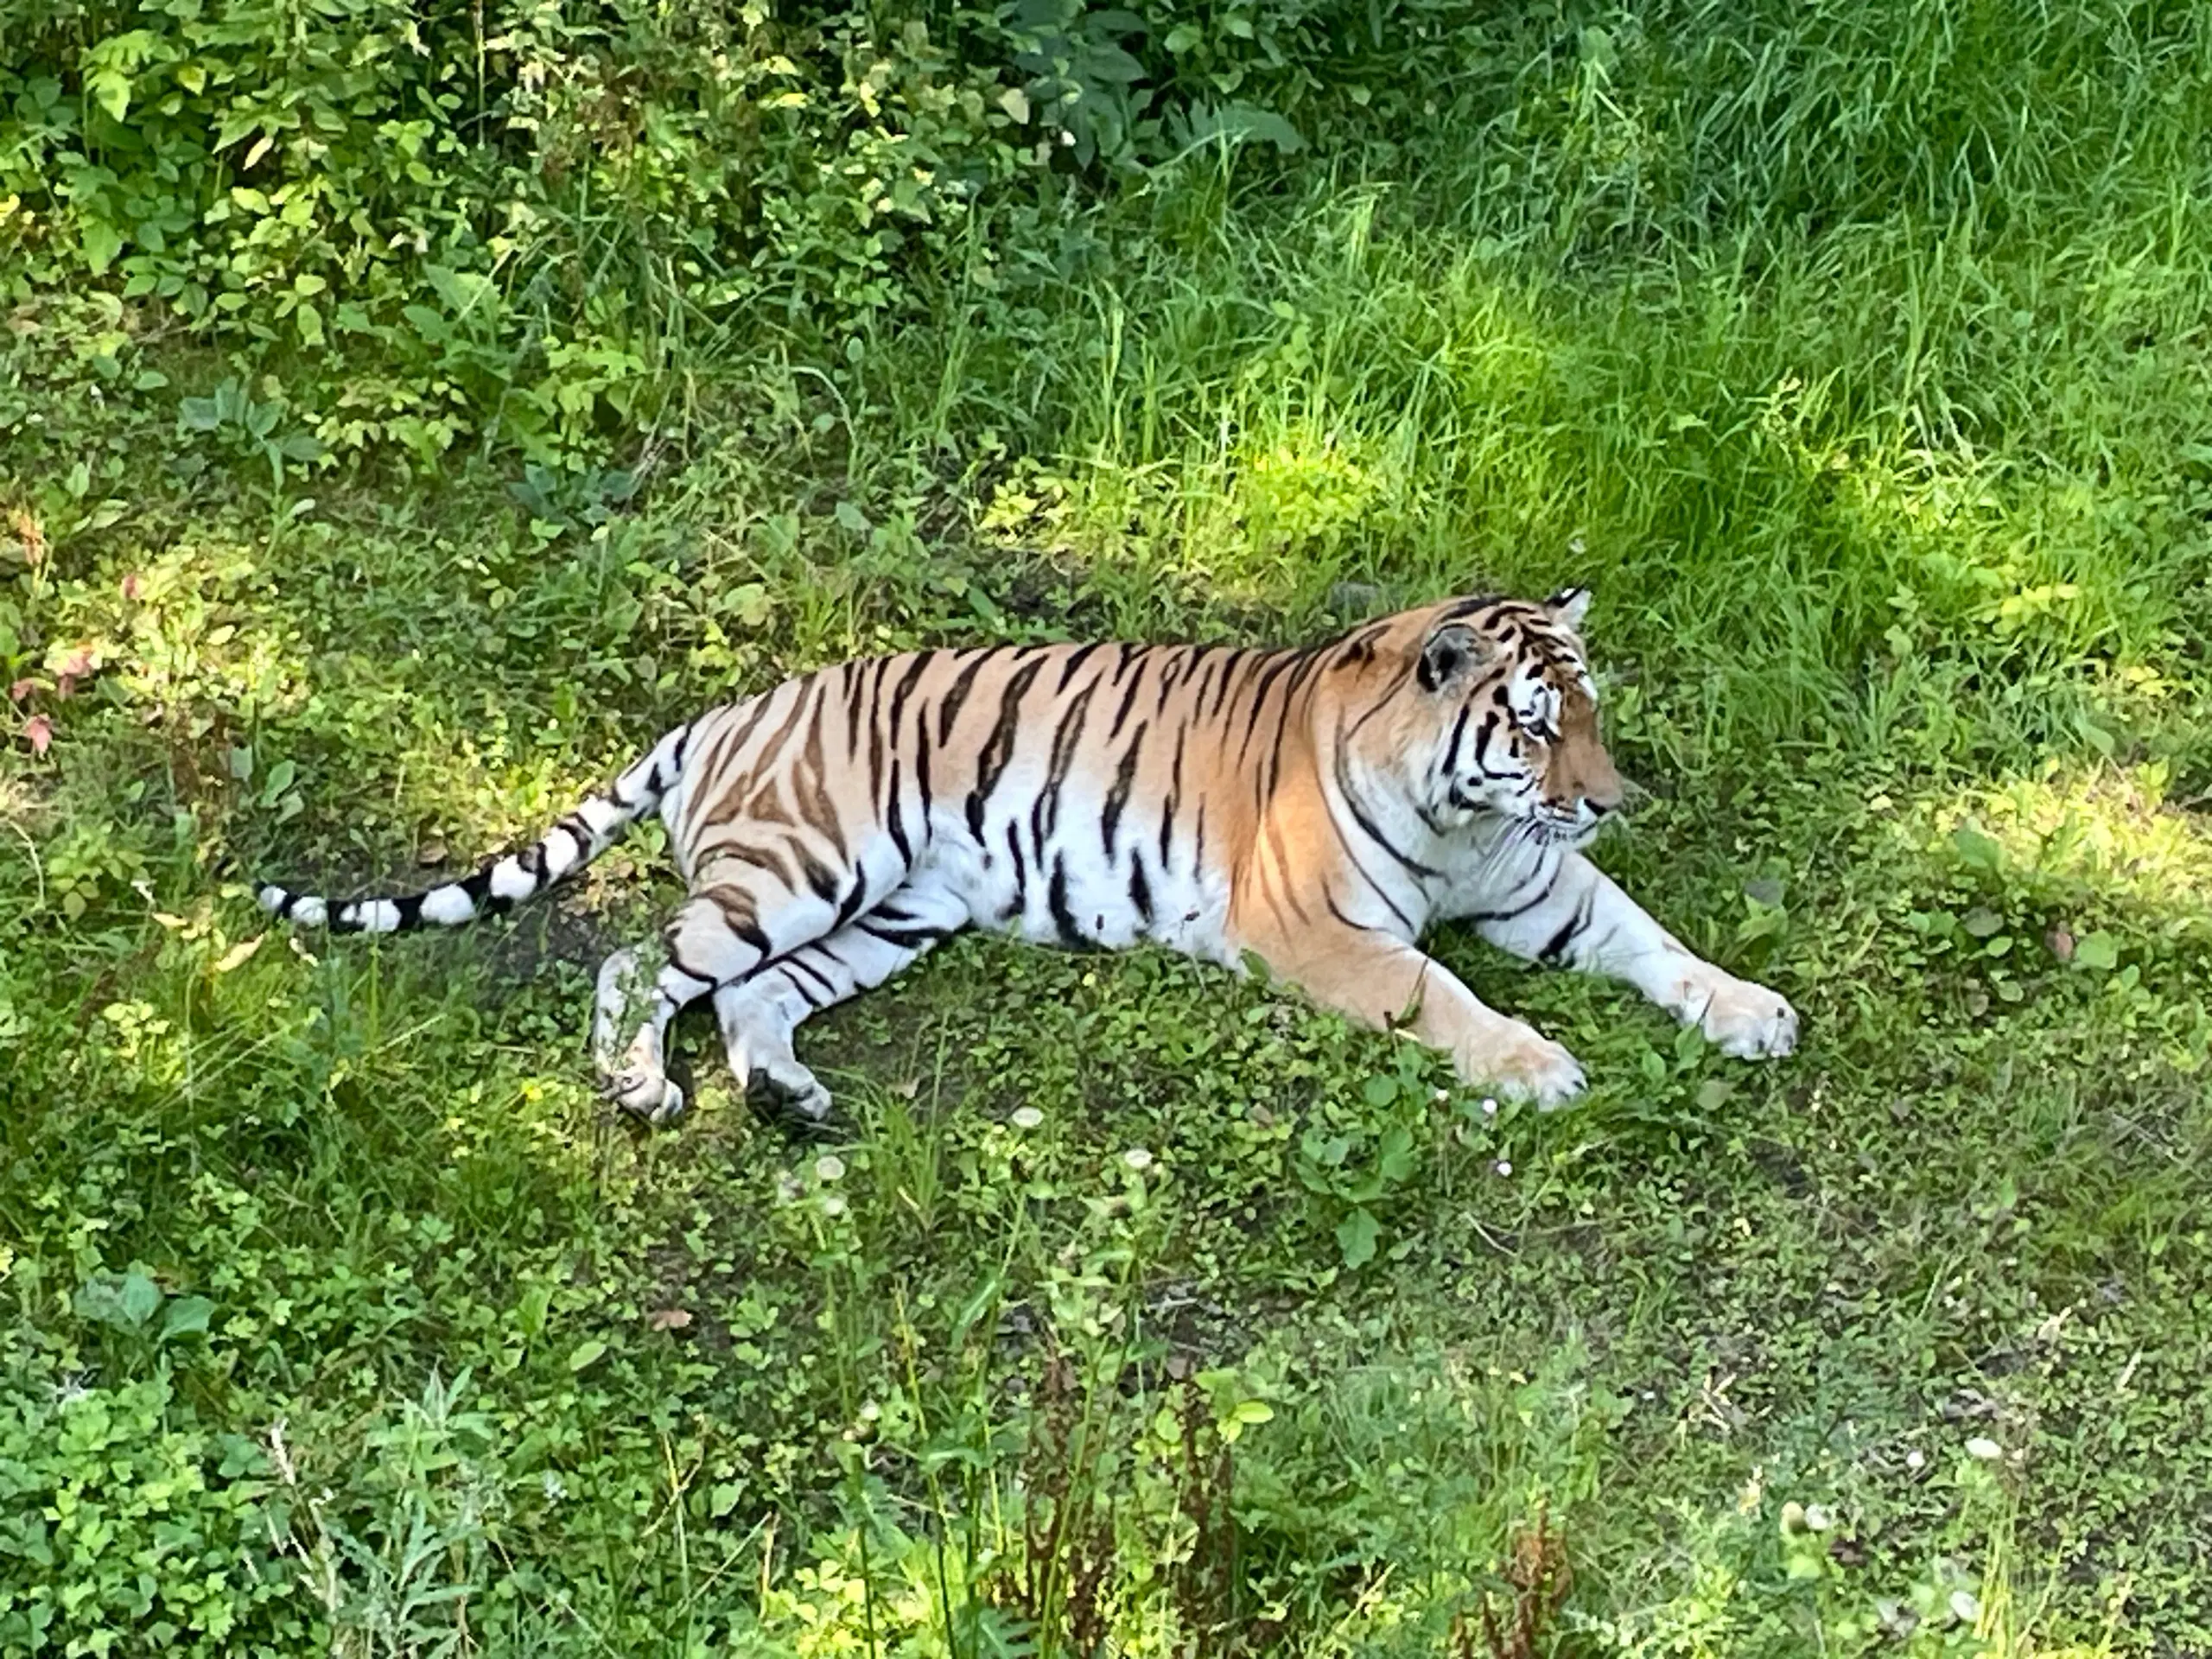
[5,1,2212,1653]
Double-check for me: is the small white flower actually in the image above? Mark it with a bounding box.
[813,1154,846,1184]
[1494,1159,1513,1177]
[1122,1147,1154,1172]
[1948,1589,1981,1624]
[820,1193,848,1218]
[541,1471,566,1503]
[858,1400,880,1423]
[1480,1097,1498,1117]
[1011,1106,1045,1130]
[1905,1448,1926,1471]
[1965,1436,2002,1461]
[1433,1087,1450,1104]
[1802,1503,1834,1532]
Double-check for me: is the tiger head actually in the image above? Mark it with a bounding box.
[1368,588,1624,847]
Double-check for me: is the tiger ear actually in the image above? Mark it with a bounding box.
[1546,586,1592,632]
[1416,622,1486,693]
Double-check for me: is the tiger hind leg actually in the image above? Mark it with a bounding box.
[712,881,971,1122]
[594,881,787,1124]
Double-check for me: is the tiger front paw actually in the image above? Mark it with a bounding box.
[1694,976,1799,1060]
[1459,1022,1586,1110]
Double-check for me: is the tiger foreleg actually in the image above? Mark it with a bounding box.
[1471,853,1798,1060]
[1253,925,1587,1107]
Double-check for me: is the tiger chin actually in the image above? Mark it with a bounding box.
[259,588,1798,1125]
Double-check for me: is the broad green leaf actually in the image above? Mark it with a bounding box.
[2072,931,2119,971]
[118,1270,163,1327]
[567,1338,607,1372]
[1950,824,2005,872]
[81,219,124,275]
[1335,1207,1379,1269]
[89,69,131,122]
[160,1295,214,1341]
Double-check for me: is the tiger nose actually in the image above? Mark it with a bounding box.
[1581,760,1625,815]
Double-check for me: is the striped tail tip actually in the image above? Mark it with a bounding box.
[258,884,330,927]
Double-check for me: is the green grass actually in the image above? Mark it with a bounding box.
[5,1,2212,1653]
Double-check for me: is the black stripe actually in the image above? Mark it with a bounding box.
[1159,723,1187,868]
[1259,676,1301,810]
[1323,885,1385,935]
[1442,702,1473,777]
[1323,815,1417,932]
[858,918,956,950]
[1154,647,1192,715]
[1333,744,1442,879]
[843,662,868,754]
[665,944,720,988]
[1234,650,1300,766]
[392,894,425,930]
[1004,819,1027,904]
[1107,651,1150,739]
[1538,891,1595,963]
[1038,675,1102,842]
[784,951,838,1001]
[799,852,840,905]
[1056,641,1105,692]
[459,868,515,917]
[833,877,871,929]
[864,659,890,803]
[1468,849,1557,929]
[1465,885,1554,924]
[937,648,995,743]
[1287,640,1334,692]
[1101,721,1146,851]
[1209,649,1249,718]
[1188,647,1223,714]
[914,713,935,822]
[966,656,1046,839]
[1128,855,1154,925]
[718,694,778,766]
[885,759,912,863]
[887,651,936,733]
[1046,857,1091,950]
[1440,594,1506,622]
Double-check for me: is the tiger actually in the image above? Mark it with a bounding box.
[258,588,1798,1124]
